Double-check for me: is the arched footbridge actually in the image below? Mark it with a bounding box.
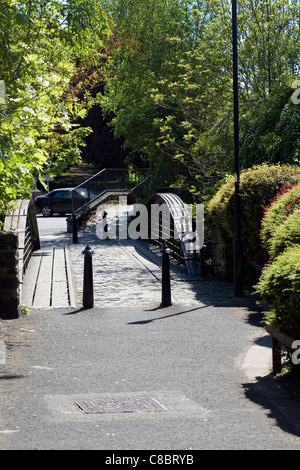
[146,192,202,276]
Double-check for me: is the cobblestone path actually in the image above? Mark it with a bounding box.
[68,227,242,309]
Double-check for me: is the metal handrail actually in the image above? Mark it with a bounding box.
[71,168,106,192]
[71,168,152,214]
[130,174,151,193]
[71,168,127,214]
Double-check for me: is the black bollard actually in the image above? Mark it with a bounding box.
[82,245,94,309]
[72,212,78,244]
[160,245,172,307]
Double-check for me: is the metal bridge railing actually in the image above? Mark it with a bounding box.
[146,192,201,276]
[3,199,40,279]
[71,168,152,214]
[71,168,127,213]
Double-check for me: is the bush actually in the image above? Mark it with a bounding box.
[254,245,300,337]
[260,182,300,254]
[206,164,300,265]
[267,208,300,260]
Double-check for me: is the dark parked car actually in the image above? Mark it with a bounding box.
[34,188,94,216]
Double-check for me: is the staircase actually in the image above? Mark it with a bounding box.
[67,167,150,233]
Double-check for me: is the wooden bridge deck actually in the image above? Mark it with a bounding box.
[21,245,75,309]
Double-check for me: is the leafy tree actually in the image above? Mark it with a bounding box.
[203,0,300,172]
[150,1,233,180]
[98,0,300,189]
[238,0,300,100]
[0,0,109,214]
[99,0,198,187]
[207,85,300,170]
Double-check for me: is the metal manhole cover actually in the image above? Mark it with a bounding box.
[75,397,167,414]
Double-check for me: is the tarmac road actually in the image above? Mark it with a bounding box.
[1,215,300,451]
[1,303,300,451]
[36,213,71,245]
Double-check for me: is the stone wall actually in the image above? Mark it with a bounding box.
[0,231,20,319]
[210,228,227,277]
[0,199,40,319]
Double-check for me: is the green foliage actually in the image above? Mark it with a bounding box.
[97,0,300,185]
[99,0,234,181]
[99,0,195,177]
[254,245,300,336]
[209,86,300,171]
[201,0,300,171]
[267,209,300,260]
[260,182,300,253]
[0,0,108,213]
[206,164,300,264]
[237,0,299,100]
[255,178,300,337]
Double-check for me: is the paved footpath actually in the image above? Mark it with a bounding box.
[1,215,300,450]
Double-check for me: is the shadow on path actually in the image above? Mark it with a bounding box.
[243,375,300,438]
[127,305,210,325]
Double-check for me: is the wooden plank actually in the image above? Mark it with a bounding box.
[272,336,282,374]
[53,247,67,282]
[51,246,69,307]
[33,249,53,307]
[247,259,262,272]
[265,323,295,349]
[21,252,41,307]
[65,245,76,308]
[3,215,13,230]
[51,281,69,308]
[265,323,298,374]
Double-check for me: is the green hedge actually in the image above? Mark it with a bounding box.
[206,164,300,265]
[254,245,300,336]
[260,182,300,254]
[266,208,300,260]
[255,183,300,337]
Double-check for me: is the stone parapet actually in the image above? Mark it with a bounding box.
[0,230,20,319]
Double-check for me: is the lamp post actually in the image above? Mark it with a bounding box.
[232,0,243,297]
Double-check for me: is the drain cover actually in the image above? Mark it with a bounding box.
[75,397,167,414]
